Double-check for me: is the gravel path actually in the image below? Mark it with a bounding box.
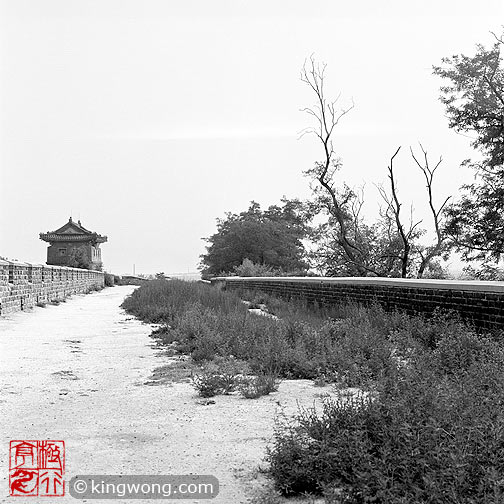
[0,286,329,503]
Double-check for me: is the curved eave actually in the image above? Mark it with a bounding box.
[39,233,108,243]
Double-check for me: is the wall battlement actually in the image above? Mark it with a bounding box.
[0,260,105,316]
[212,276,504,330]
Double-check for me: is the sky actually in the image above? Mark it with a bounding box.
[0,0,502,275]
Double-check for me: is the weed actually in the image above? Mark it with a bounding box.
[121,279,247,323]
[191,372,226,398]
[233,258,277,277]
[191,356,249,397]
[238,372,281,399]
[267,336,504,502]
[312,375,328,387]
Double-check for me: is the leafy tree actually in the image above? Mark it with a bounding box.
[434,34,504,262]
[67,247,92,270]
[307,183,406,277]
[200,199,309,277]
[310,217,402,277]
[461,263,504,281]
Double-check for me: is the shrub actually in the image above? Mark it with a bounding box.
[191,371,224,398]
[238,372,281,399]
[104,272,115,287]
[432,330,503,375]
[191,356,250,397]
[268,391,373,496]
[121,279,247,323]
[234,258,277,277]
[268,348,504,502]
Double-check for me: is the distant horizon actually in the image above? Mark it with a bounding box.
[0,254,477,280]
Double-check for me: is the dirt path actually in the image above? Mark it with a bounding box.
[0,286,328,503]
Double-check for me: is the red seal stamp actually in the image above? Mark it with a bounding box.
[9,440,65,497]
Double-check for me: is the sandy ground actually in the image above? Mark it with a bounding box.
[0,286,331,503]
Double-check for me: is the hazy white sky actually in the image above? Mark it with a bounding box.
[1,0,502,275]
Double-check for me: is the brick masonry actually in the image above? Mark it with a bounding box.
[212,276,504,330]
[0,260,105,316]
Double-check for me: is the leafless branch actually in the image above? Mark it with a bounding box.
[301,55,377,276]
[490,30,504,45]
[385,146,411,278]
[410,144,452,277]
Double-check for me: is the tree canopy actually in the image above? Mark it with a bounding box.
[200,200,309,277]
[434,35,504,262]
[67,247,92,270]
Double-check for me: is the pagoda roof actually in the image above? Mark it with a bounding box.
[39,217,107,244]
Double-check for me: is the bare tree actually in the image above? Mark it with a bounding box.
[301,56,381,276]
[377,147,423,278]
[376,145,451,278]
[410,144,451,277]
[301,56,451,278]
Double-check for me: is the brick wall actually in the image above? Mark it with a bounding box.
[0,260,105,316]
[212,277,504,330]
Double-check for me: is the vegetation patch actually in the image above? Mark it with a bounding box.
[104,272,115,287]
[122,279,504,501]
[144,360,195,386]
[191,356,250,397]
[238,372,281,399]
[268,350,504,502]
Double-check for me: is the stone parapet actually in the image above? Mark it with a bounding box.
[0,260,105,315]
[211,276,504,330]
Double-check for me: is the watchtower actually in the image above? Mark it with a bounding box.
[39,217,107,270]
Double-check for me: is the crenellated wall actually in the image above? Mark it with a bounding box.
[212,276,504,330]
[0,260,105,316]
